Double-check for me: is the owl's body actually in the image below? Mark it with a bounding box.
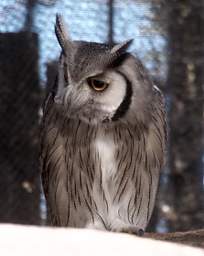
[40,15,166,233]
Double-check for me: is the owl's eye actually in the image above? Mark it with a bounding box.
[87,78,109,92]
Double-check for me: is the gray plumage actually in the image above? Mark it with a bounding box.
[40,14,167,234]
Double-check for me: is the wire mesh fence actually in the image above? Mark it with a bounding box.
[0,0,203,232]
[0,0,164,223]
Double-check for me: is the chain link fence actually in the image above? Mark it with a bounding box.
[2,0,201,233]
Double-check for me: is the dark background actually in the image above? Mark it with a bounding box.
[0,0,203,232]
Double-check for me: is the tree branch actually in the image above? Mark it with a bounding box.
[145,229,204,248]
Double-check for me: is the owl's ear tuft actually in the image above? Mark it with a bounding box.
[55,14,70,52]
[110,39,133,55]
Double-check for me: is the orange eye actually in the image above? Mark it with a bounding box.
[87,78,109,92]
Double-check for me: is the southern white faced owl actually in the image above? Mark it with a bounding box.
[40,14,166,234]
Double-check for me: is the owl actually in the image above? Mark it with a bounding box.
[40,14,166,235]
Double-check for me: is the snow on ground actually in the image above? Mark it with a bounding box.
[0,224,203,256]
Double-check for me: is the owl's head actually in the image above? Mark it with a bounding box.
[54,14,153,125]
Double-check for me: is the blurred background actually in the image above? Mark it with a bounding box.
[0,0,203,232]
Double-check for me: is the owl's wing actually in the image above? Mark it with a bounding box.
[151,85,167,168]
[153,85,167,144]
[39,88,56,201]
[39,96,51,201]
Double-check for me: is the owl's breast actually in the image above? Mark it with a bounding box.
[92,128,141,229]
[92,129,128,209]
[92,127,135,195]
[92,131,119,224]
[94,134,117,180]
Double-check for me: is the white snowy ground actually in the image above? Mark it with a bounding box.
[0,224,203,256]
